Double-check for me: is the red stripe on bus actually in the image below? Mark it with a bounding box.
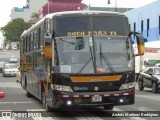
[99,94,104,97]
[128,92,134,95]
[89,94,94,97]
[69,95,74,98]
[109,94,114,96]
[57,93,63,98]
[119,93,124,96]
[79,94,84,98]
[57,92,133,98]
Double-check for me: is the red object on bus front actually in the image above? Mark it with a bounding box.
[0,92,5,98]
[96,68,106,73]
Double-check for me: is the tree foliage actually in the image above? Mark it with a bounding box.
[31,12,39,19]
[0,18,31,43]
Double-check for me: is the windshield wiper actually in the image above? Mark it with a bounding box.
[99,43,116,75]
[76,57,93,75]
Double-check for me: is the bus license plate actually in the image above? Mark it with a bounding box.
[91,96,102,102]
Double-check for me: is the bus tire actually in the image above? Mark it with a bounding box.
[41,92,46,107]
[103,105,114,110]
[45,103,53,112]
[25,79,32,97]
[26,91,32,97]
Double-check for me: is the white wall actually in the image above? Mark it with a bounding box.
[125,0,160,43]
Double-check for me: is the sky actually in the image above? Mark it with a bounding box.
[0,0,158,38]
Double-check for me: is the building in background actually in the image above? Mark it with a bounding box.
[10,0,47,22]
[39,0,87,18]
[10,0,87,22]
[84,5,132,13]
[124,0,160,48]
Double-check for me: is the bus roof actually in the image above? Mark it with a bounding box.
[20,11,127,37]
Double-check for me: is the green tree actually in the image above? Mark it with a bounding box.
[0,18,31,43]
[31,12,39,19]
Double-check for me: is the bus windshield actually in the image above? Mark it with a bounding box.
[53,16,129,37]
[53,16,133,74]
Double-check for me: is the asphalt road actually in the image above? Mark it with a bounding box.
[0,50,160,120]
[1,75,160,120]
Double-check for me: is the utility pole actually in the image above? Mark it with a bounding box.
[108,0,110,4]
[108,0,117,12]
[107,0,111,11]
[115,0,117,12]
[48,0,51,14]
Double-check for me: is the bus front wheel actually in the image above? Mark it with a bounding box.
[103,105,114,110]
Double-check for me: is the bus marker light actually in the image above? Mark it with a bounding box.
[119,99,124,103]
[67,100,72,105]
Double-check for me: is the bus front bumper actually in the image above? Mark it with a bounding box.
[52,89,135,108]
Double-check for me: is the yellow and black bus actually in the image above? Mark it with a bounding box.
[20,11,144,111]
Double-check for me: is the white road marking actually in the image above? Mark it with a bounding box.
[132,106,154,111]
[0,117,16,120]
[31,117,55,120]
[0,82,21,88]
[136,95,160,102]
[0,110,12,111]
[26,109,46,111]
[0,101,36,104]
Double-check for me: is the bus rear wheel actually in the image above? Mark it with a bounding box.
[25,80,32,97]
[26,91,32,97]
[41,91,53,112]
[45,103,53,112]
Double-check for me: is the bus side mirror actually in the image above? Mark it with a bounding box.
[129,32,145,56]
[135,33,144,56]
[44,33,52,59]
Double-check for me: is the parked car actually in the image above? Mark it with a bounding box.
[9,56,18,63]
[138,67,160,93]
[12,47,18,50]
[0,61,6,72]
[2,63,19,77]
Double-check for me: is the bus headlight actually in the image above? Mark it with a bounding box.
[53,85,73,92]
[119,82,136,90]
